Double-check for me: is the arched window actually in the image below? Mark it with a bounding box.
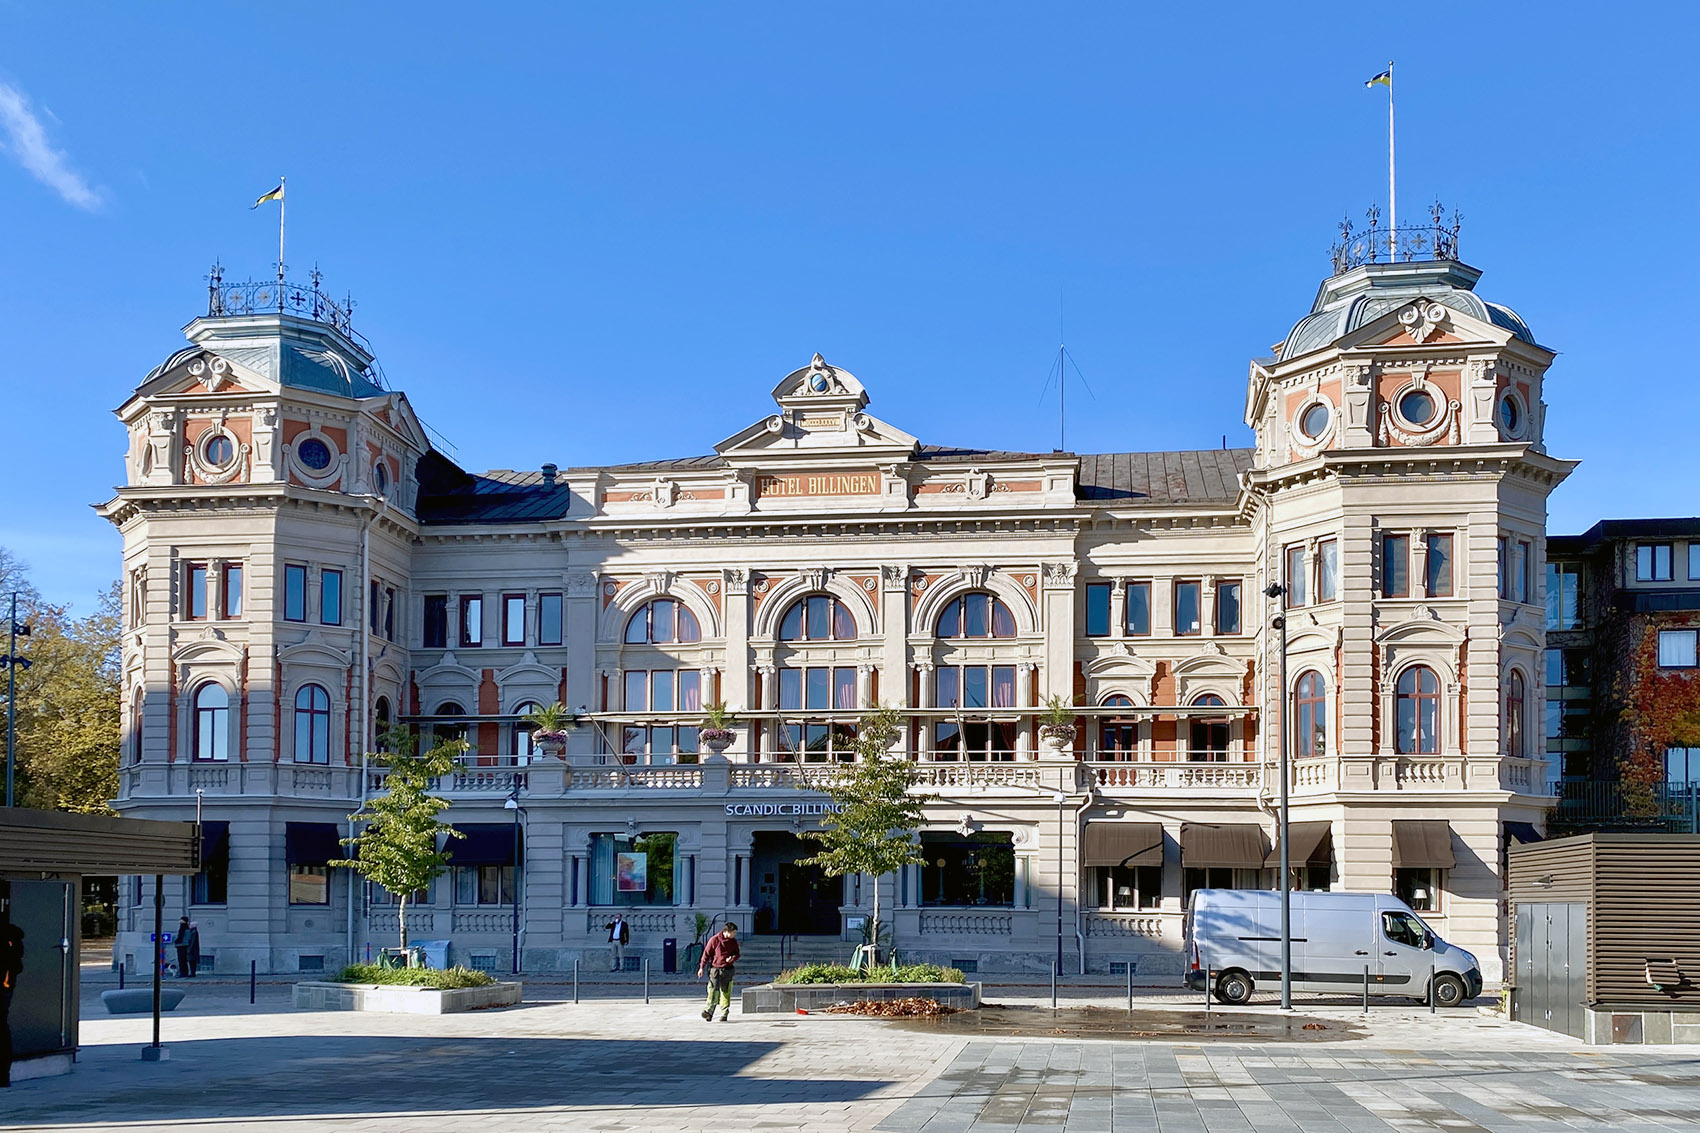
[624,598,700,645]
[1188,694,1230,762]
[938,592,1016,639]
[432,701,467,749]
[1099,695,1138,758]
[512,701,541,761]
[1395,665,1441,755]
[131,687,146,764]
[192,683,229,762]
[1293,671,1327,758]
[778,594,857,641]
[293,684,331,764]
[373,696,392,749]
[1505,670,1526,759]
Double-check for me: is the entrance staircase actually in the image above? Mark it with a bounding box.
[736,935,853,981]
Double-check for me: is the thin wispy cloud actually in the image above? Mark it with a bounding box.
[0,81,101,210]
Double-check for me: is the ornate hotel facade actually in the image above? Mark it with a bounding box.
[104,247,1570,983]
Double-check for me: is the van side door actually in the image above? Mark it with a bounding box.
[1376,909,1429,993]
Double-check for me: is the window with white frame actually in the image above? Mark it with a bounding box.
[293,684,331,764]
[1638,543,1674,582]
[1658,630,1698,669]
[192,682,230,762]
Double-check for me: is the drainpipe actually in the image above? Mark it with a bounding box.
[1073,780,1094,974]
[347,494,386,966]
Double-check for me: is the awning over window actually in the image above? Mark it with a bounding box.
[284,822,343,867]
[1504,821,1543,845]
[1082,822,1165,868]
[199,820,230,863]
[1180,823,1269,869]
[1391,820,1456,868]
[449,823,521,867]
[1265,821,1332,867]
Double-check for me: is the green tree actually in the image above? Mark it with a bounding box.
[332,729,467,954]
[797,706,931,966]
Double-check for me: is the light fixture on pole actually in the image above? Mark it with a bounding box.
[4,593,34,808]
[504,789,524,975]
[1263,581,1292,1011]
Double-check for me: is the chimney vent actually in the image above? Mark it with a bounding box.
[541,463,558,486]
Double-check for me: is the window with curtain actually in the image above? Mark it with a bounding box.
[778,594,857,641]
[1098,694,1138,758]
[293,684,331,764]
[193,683,229,762]
[588,832,678,906]
[937,592,1016,638]
[1317,540,1339,602]
[778,666,856,760]
[1505,671,1526,758]
[1125,582,1151,635]
[512,701,541,761]
[1293,671,1326,758]
[624,598,701,644]
[1187,694,1230,761]
[1395,666,1441,754]
[934,665,1017,761]
[619,670,701,762]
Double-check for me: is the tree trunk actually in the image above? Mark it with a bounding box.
[398,893,409,957]
[871,874,882,969]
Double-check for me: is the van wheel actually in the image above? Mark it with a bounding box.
[1430,974,1466,1008]
[1214,970,1254,1005]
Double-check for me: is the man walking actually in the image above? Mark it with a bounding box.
[697,921,740,1022]
[1,923,23,1088]
[604,913,629,972]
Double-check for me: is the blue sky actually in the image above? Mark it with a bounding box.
[2,2,1696,610]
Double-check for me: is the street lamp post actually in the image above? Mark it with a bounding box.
[504,790,523,974]
[4,592,34,808]
[1263,582,1291,1011]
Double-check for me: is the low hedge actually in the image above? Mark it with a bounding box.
[774,962,965,985]
[334,963,497,989]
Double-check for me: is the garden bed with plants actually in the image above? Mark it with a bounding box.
[294,964,522,1014]
[742,962,981,1014]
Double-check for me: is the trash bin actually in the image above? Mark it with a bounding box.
[662,937,678,974]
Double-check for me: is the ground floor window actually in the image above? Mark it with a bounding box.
[370,880,432,905]
[455,866,515,906]
[1291,865,1331,892]
[288,865,330,906]
[1181,867,1259,905]
[192,822,229,905]
[590,831,678,906]
[1394,866,1442,912]
[1093,865,1161,910]
[920,832,1014,907]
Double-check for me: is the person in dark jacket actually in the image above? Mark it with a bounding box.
[697,921,740,1022]
[1,923,23,1088]
[175,917,194,978]
[182,921,201,978]
[604,914,630,971]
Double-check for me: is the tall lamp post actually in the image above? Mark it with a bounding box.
[1263,582,1292,1011]
[504,790,524,975]
[4,593,34,808]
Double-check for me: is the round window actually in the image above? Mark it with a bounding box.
[203,434,233,466]
[1299,402,1331,440]
[1398,390,1436,425]
[373,461,389,494]
[297,437,332,470]
[808,371,829,392]
[1500,397,1521,434]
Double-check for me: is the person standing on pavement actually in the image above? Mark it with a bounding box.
[698,921,740,1022]
[175,917,192,979]
[604,913,629,971]
[182,920,201,978]
[1,923,23,1088]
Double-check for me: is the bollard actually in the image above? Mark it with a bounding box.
[1126,962,1133,1014]
[573,959,580,1004]
[1204,965,1211,1017]
[1429,970,1437,1014]
[1362,965,1369,1014]
[1050,959,1057,1011]
[250,960,257,1005]
[644,958,650,1005]
[119,961,125,991]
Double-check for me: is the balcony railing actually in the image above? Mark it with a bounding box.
[1329,203,1463,274]
[1553,781,1700,833]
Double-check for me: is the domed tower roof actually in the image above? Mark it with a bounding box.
[1277,259,1536,362]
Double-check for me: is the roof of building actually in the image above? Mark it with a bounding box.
[1278,259,1536,362]
[414,446,1254,525]
[1549,517,1700,555]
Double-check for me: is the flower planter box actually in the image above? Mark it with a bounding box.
[741,981,981,1014]
[293,980,522,1014]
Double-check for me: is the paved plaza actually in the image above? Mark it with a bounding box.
[4,976,1700,1131]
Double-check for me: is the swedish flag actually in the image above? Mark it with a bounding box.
[252,183,284,209]
[1365,70,1391,89]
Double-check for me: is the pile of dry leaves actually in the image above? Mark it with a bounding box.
[825,997,959,1017]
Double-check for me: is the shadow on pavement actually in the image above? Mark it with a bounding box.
[2,1036,889,1124]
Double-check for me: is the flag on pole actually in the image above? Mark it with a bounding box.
[252,183,284,209]
[1365,70,1391,89]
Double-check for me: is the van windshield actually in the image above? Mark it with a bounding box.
[1382,910,1430,949]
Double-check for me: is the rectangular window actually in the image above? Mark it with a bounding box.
[1182,866,1244,905]
[538,592,563,646]
[384,587,396,641]
[1125,582,1151,635]
[919,832,1014,907]
[369,580,381,634]
[1096,865,1163,911]
[1514,540,1532,603]
[1544,563,1580,630]
[588,831,677,907]
[1497,536,1509,598]
[221,563,242,618]
[502,594,526,646]
[1393,867,1441,913]
[1425,533,1453,597]
[624,670,648,711]
[1174,581,1201,636]
[1317,540,1338,603]
[320,569,342,626]
[192,858,229,906]
[1382,534,1410,598]
[283,564,307,622]
[1691,546,1700,582]
[1284,546,1306,608]
[1215,581,1241,635]
[1658,630,1698,669]
[454,865,516,907]
[186,564,207,620]
[423,595,448,648]
[460,595,483,647]
[1085,583,1111,637]
[287,865,330,906]
[1638,543,1674,582]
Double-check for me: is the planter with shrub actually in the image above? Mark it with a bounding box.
[741,960,981,1014]
[293,964,522,1014]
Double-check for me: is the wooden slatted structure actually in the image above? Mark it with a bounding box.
[0,808,199,876]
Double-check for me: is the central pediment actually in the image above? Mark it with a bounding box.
[715,353,919,467]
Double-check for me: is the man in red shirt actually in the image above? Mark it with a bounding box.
[697,921,740,1022]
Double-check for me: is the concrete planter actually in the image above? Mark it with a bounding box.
[741,981,981,1013]
[293,980,522,1014]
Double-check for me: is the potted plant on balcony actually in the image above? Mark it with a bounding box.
[1038,695,1076,758]
[522,701,575,758]
[699,701,738,759]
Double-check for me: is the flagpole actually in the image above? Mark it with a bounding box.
[1387,62,1396,259]
[278,175,287,286]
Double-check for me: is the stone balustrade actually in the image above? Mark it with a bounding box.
[1083,912,1169,938]
[917,911,1014,936]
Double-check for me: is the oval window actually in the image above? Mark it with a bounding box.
[373,461,389,494]
[204,434,233,466]
[1499,397,1521,434]
[1299,402,1330,440]
[1398,390,1436,425]
[297,437,332,470]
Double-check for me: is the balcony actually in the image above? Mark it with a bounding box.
[1552,781,1700,834]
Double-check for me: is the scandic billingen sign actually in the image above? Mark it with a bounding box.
[724,803,846,817]
[753,471,880,499]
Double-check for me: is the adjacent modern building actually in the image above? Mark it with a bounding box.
[103,237,1569,984]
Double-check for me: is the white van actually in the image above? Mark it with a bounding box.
[1182,889,1483,1006]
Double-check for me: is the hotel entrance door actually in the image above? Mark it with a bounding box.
[752,831,843,935]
